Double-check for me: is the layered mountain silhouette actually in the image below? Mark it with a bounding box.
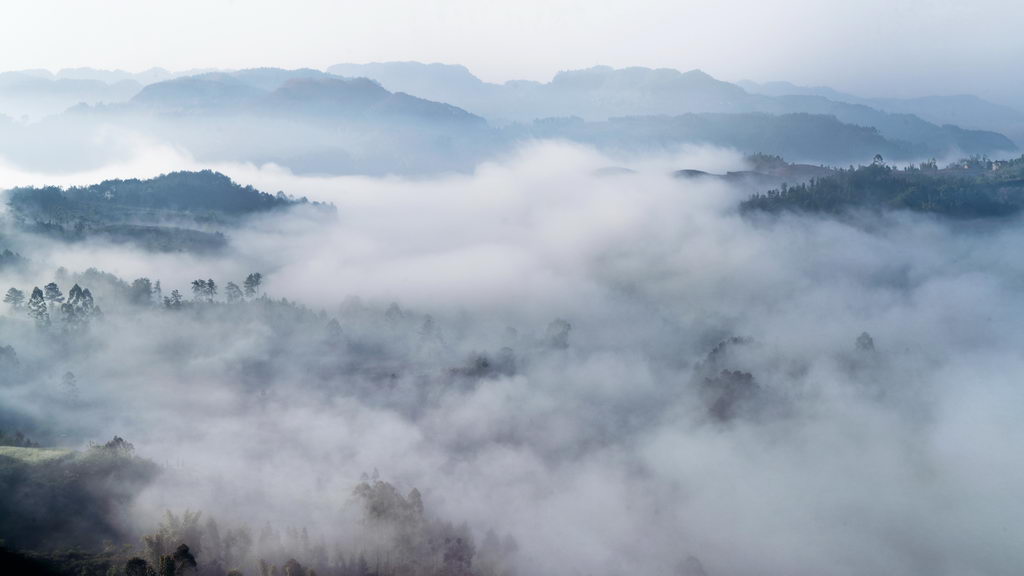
[129,69,485,126]
[739,79,1024,144]
[328,62,1018,154]
[0,63,1018,175]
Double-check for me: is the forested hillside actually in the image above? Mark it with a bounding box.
[742,155,1024,217]
[4,170,329,251]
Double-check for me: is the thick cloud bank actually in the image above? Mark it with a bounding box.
[1,142,1022,576]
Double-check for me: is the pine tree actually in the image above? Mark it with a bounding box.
[3,287,25,310]
[61,284,96,331]
[191,279,208,301]
[43,282,64,314]
[244,273,263,298]
[26,287,49,326]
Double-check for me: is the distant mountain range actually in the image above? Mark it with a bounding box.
[0,63,1019,175]
[738,79,1024,146]
[327,63,1020,153]
[0,67,211,119]
[128,70,484,125]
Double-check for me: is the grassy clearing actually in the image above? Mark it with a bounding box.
[0,445,74,465]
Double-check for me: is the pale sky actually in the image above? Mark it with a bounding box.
[1,0,1022,104]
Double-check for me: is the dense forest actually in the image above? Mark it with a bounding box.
[741,155,1024,217]
[0,269,525,576]
[4,171,332,252]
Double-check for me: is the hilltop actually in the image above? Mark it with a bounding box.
[5,170,328,252]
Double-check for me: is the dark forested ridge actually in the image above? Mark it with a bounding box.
[8,170,302,217]
[741,155,1024,217]
[4,170,330,252]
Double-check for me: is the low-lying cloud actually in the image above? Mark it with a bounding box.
[1,141,1022,576]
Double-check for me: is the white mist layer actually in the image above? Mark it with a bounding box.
[1,141,1022,576]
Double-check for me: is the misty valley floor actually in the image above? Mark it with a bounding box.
[2,144,1024,576]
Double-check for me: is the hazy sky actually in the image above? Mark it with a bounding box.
[1,0,1022,104]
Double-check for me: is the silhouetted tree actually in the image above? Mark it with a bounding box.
[164,289,184,310]
[3,287,24,310]
[192,279,209,301]
[61,284,96,331]
[173,544,198,574]
[125,557,153,576]
[43,282,64,309]
[856,331,876,352]
[130,278,155,306]
[26,287,49,326]
[244,273,263,298]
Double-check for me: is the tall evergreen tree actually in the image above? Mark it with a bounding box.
[244,273,263,298]
[26,287,49,326]
[191,279,208,301]
[61,284,96,331]
[43,282,64,311]
[3,287,25,310]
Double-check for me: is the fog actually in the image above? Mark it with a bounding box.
[2,140,1023,575]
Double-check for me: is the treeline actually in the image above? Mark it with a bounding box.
[0,429,39,447]
[7,170,309,218]
[3,272,266,325]
[5,170,333,253]
[3,282,99,330]
[741,154,1024,217]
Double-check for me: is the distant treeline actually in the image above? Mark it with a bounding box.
[742,155,1024,217]
[8,170,301,217]
[4,170,333,252]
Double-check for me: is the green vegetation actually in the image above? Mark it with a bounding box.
[741,155,1024,217]
[4,170,330,252]
[0,438,158,552]
[8,170,293,217]
[0,446,71,463]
